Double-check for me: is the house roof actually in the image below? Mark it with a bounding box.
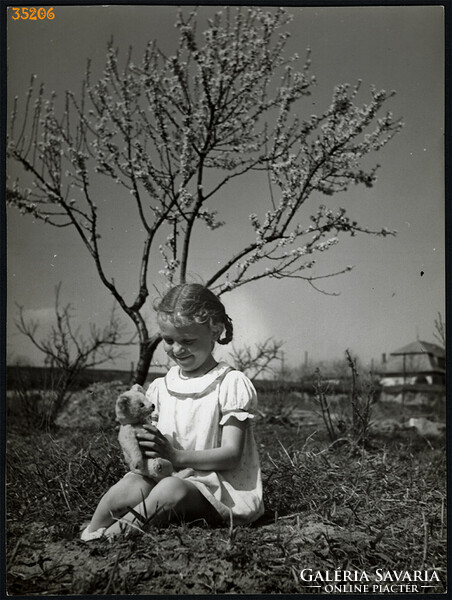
[390,340,445,358]
[377,340,446,376]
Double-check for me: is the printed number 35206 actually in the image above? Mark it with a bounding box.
[11,7,55,20]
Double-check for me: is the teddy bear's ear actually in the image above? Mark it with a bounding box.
[131,383,145,395]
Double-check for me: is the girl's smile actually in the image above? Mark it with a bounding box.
[158,316,218,377]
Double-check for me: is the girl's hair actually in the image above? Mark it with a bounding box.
[154,284,233,345]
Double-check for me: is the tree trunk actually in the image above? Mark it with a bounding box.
[134,333,162,385]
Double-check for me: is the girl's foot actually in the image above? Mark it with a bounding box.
[80,525,106,542]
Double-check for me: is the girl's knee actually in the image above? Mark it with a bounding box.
[103,474,152,514]
[151,476,197,514]
[150,477,218,523]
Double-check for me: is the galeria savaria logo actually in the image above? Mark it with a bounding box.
[299,569,442,594]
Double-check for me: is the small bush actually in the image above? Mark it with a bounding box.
[55,380,126,430]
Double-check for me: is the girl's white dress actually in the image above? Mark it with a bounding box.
[146,361,264,525]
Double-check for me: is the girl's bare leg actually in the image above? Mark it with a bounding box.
[105,476,221,537]
[87,473,156,533]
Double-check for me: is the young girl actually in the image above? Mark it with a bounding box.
[81,283,264,540]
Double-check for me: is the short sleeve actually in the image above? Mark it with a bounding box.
[218,371,258,426]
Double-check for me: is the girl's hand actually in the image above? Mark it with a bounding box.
[136,417,247,471]
[136,424,175,463]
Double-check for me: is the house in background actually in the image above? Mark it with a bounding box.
[379,340,445,387]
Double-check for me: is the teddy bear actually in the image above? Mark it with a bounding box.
[116,384,173,481]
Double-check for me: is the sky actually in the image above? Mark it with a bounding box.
[5,2,445,374]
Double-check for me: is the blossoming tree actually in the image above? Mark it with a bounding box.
[7,7,402,383]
